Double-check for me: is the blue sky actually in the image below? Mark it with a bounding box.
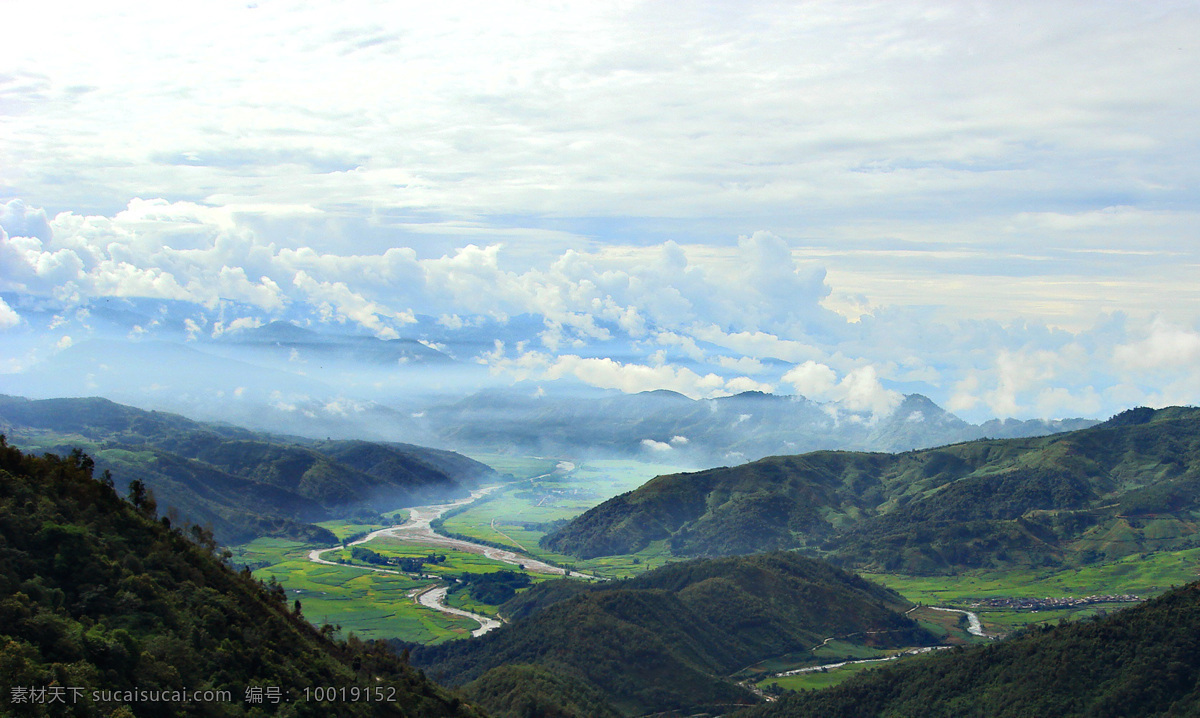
[2,0,1199,421]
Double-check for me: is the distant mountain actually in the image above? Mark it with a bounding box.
[422,388,1096,463]
[0,439,480,717]
[410,552,934,718]
[0,394,497,544]
[0,293,1098,457]
[0,337,437,440]
[739,580,1200,718]
[218,320,454,366]
[543,406,1200,574]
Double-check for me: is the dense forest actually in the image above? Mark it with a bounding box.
[738,580,1200,717]
[0,394,496,544]
[544,407,1200,573]
[0,437,481,717]
[408,552,933,718]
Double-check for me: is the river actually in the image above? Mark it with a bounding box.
[306,484,577,637]
[928,606,987,637]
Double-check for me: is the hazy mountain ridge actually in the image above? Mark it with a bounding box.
[0,297,1097,458]
[544,407,1200,573]
[0,394,497,544]
[424,388,1097,463]
[409,552,933,718]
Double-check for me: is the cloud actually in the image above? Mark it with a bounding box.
[291,270,409,339]
[3,192,1200,421]
[0,298,19,329]
[640,439,672,452]
[211,316,264,338]
[1113,320,1200,371]
[783,361,902,416]
[481,344,770,399]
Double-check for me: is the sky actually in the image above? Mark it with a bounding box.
[2,0,1200,422]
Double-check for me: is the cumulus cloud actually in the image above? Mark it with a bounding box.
[641,439,673,452]
[783,361,902,416]
[481,344,770,399]
[0,298,19,330]
[1113,320,1200,371]
[2,196,1200,421]
[211,316,264,338]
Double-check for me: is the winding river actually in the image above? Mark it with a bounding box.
[306,484,572,637]
[307,477,987,644]
[928,606,987,637]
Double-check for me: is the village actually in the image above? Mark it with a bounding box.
[968,594,1144,611]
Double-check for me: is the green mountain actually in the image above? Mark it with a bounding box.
[0,395,497,544]
[0,437,481,717]
[739,580,1200,718]
[409,552,934,718]
[543,406,1200,573]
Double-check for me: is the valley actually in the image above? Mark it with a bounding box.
[5,394,1200,716]
[231,442,1200,707]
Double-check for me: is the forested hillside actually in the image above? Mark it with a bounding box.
[0,395,496,544]
[738,580,1200,718]
[544,407,1200,573]
[409,552,934,718]
[0,437,481,717]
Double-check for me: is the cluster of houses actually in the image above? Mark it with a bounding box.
[968,594,1144,611]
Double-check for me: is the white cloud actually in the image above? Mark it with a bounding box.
[211,316,264,338]
[641,439,673,452]
[482,344,766,400]
[716,355,767,374]
[0,298,19,329]
[783,361,902,416]
[1113,320,1200,371]
[291,270,409,339]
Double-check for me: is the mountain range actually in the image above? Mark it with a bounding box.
[0,394,496,544]
[544,406,1200,574]
[423,389,1096,463]
[0,296,1097,458]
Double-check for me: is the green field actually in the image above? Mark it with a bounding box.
[465,453,561,480]
[758,650,948,692]
[440,458,685,578]
[233,538,477,643]
[760,660,891,692]
[314,509,409,542]
[316,518,387,542]
[867,548,1200,606]
[233,529,558,642]
[333,536,534,576]
[227,456,689,641]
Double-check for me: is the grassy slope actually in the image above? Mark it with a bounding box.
[543,407,1200,574]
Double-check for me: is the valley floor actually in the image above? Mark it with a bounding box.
[231,453,1200,694]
